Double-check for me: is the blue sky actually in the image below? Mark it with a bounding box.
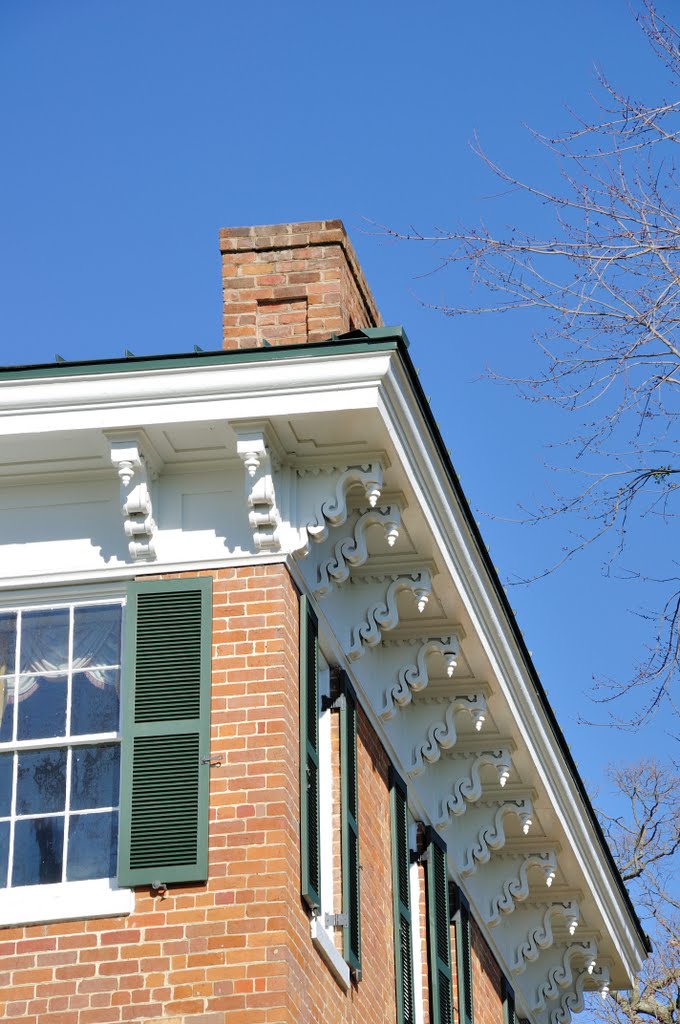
[1,1,673,795]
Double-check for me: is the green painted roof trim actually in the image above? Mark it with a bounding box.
[0,324,649,951]
[0,327,407,381]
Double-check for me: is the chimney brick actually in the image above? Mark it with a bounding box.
[219,220,382,349]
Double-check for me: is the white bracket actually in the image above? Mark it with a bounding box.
[347,570,431,661]
[380,635,460,720]
[512,900,581,974]
[487,850,558,927]
[408,694,488,778]
[315,504,401,597]
[460,797,535,877]
[236,428,281,552]
[107,433,159,562]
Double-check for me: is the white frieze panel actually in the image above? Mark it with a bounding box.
[0,483,127,579]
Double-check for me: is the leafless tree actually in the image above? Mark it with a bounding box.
[380,2,680,729]
[590,760,680,1024]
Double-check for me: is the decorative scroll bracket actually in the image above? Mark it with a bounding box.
[434,748,514,821]
[314,504,401,597]
[347,570,431,661]
[460,797,535,877]
[296,462,384,555]
[380,634,460,720]
[409,694,489,778]
[487,850,558,927]
[236,428,281,552]
[512,900,581,975]
[108,434,159,562]
[533,939,599,1011]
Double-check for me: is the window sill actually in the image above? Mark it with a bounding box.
[0,878,135,929]
[311,915,350,990]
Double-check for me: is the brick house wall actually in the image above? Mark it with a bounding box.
[0,564,402,1024]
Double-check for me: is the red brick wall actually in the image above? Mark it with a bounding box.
[1,562,509,1024]
[219,220,382,350]
[0,564,396,1024]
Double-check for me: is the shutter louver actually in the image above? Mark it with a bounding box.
[340,675,361,976]
[425,828,453,1024]
[118,577,212,887]
[455,887,474,1024]
[390,769,415,1024]
[299,595,321,912]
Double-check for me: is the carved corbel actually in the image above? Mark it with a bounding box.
[235,429,281,552]
[314,505,401,597]
[460,797,535,877]
[487,850,558,927]
[549,964,610,1024]
[298,463,384,551]
[435,748,513,822]
[108,435,159,561]
[380,635,459,720]
[347,570,431,661]
[512,900,581,974]
[534,940,598,1011]
[409,695,489,777]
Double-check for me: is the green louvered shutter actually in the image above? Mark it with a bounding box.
[340,674,361,976]
[390,769,415,1024]
[454,887,474,1024]
[502,977,516,1024]
[118,577,212,887]
[299,595,321,912]
[425,828,453,1024]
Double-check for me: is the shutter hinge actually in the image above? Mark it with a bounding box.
[324,912,348,928]
[201,753,223,766]
[321,693,346,712]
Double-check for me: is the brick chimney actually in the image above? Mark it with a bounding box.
[219,220,382,350]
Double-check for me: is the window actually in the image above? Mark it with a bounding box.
[453,885,474,1024]
[299,594,361,987]
[0,600,123,891]
[0,576,212,926]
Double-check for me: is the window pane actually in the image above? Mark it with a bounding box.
[17,675,67,740]
[73,605,121,668]
[0,820,8,886]
[0,613,16,675]
[67,811,117,881]
[0,677,14,742]
[71,670,120,736]
[13,816,64,886]
[0,752,12,816]
[17,748,67,814]
[71,744,120,810]
[20,608,69,674]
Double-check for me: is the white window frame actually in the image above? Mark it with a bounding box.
[310,652,350,989]
[0,587,134,927]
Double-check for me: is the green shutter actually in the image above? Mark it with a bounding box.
[454,887,474,1024]
[299,595,321,912]
[340,673,361,976]
[390,768,415,1024]
[118,576,212,887]
[425,828,453,1024]
[502,977,515,1024]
